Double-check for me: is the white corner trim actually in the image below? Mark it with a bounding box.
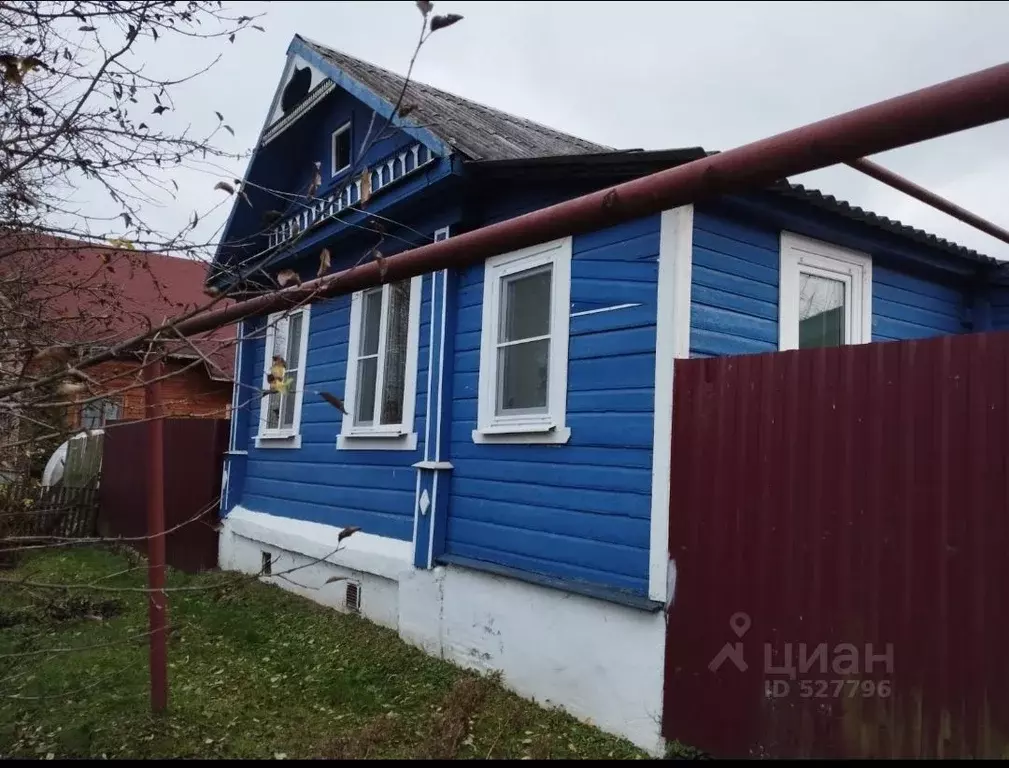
[650,206,693,604]
[340,275,423,446]
[778,231,873,351]
[337,432,418,451]
[475,237,572,445]
[226,505,412,581]
[227,319,243,453]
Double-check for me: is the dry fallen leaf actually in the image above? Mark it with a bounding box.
[338,526,361,542]
[317,247,331,278]
[430,13,463,32]
[307,161,322,199]
[57,380,87,396]
[266,356,290,393]
[33,346,73,366]
[319,391,348,415]
[214,181,235,195]
[276,269,301,287]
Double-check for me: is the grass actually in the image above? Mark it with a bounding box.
[0,548,649,759]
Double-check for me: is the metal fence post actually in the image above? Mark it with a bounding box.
[143,355,168,712]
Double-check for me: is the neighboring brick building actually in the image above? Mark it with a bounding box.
[0,233,235,437]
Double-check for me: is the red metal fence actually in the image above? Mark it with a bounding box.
[99,418,229,573]
[663,331,1009,758]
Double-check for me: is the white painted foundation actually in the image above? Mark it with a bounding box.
[220,506,667,755]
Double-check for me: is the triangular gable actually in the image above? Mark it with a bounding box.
[209,36,453,280]
[261,36,451,157]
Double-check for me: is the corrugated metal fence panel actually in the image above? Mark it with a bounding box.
[100,419,228,573]
[663,331,1009,758]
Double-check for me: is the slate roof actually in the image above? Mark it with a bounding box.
[299,36,610,161]
[298,38,995,267]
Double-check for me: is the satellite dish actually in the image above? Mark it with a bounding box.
[41,430,103,488]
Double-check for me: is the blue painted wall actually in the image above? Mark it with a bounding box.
[443,215,661,597]
[213,82,455,280]
[988,286,1009,330]
[689,205,970,358]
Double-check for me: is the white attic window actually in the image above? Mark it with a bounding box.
[331,121,351,177]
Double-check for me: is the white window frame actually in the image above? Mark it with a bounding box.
[331,121,351,177]
[338,274,423,451]
[779,232,872,351]
[474,237,572,445]
[256,305,311,449]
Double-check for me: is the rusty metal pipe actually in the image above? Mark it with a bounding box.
[847,157,1009,247]
[143,357,168,713]
[174,61,1009,337]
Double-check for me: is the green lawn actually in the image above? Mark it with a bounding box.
[0,548,649,759]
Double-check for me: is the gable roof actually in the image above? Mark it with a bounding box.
[297,35,610,161]
[0,234,235,380]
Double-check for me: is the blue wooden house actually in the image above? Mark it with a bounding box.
[210,35,1003,753]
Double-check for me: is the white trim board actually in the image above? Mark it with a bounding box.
[649,205,694,604]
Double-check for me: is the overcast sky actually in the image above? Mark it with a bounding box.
[152,0,1009,261]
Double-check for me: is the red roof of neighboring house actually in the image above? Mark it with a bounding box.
[0,233,235,381]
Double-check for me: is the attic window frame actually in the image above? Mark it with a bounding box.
[331,121,352,178]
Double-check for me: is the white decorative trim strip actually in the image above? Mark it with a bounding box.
[412,460,454,470]
[262,81,336,147]
[570,303,642,318]
[650,206,693,604]
[267,142,437,249]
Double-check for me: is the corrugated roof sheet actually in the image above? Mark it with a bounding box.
[769,180,998,267]
[298,36,609,161]
[0,233,235,380]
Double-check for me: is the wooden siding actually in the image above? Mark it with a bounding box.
[217,85,450,273]
[235,274,433,542]
[988,286,1009,330]
[690,208,968,358]
[444,215,661,596]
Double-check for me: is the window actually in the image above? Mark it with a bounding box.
[80,398,121,430]
[779,232,872,351]
[339,275,422,450]
[331,122,351,177]
[257,306,310,448]
[475,238,571,445]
